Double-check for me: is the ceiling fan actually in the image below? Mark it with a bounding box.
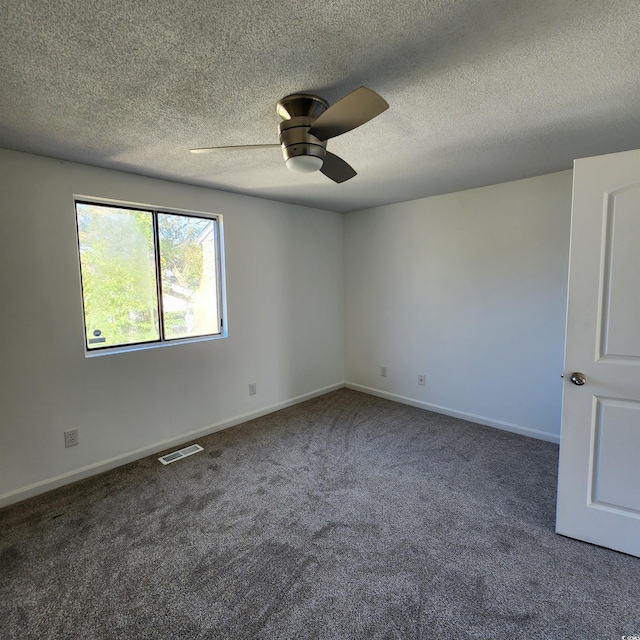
[190,86,388,184]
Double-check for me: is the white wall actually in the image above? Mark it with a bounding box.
[0,151,573,506]
[0,149,345,505]
[344,171,572,442]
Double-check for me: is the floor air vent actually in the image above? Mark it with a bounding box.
[158,443,204,465]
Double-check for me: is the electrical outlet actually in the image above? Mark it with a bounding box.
[64,428,79,448]
[381,366,387,377]
[249,383,257,396]
[418,374,426,386]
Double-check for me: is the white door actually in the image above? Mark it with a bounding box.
[556,148,640,557]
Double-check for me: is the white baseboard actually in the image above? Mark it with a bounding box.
[345,382,560,445]
[1,381,559,508]
[0,382,345,509]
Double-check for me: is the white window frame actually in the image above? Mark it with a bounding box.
[74,196,228,356]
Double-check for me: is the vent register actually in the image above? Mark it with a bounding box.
[158,443,204,465]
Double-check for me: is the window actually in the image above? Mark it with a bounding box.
[75,200,225,352]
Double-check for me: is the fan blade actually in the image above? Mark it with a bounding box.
[190,144,280,153]
[307,87,388,142]
[320,152,357,183]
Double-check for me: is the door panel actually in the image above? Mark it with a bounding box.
[591,397,640,512]
[556,148,640,557]
[599,186,640,358]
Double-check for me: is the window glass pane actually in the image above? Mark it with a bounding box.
[157,213,220,340]
[76,203,160,349]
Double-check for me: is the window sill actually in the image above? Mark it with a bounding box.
[84,331,228,357]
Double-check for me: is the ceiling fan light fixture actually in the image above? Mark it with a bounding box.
[191,87,388,184]
[285,155,324,173]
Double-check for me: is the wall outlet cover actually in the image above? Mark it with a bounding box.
[64,428,79,448]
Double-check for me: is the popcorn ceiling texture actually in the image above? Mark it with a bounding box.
[1,0,640,212]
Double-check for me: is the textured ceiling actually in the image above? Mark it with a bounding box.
[1,1,640,212]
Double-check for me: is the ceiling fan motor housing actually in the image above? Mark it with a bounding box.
[277,94,328,173]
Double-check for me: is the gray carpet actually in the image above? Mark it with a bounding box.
[1,389,638,639]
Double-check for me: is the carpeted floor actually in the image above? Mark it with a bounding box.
[1,389,638,639]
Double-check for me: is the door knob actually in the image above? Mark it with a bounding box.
[570,372,586,386]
